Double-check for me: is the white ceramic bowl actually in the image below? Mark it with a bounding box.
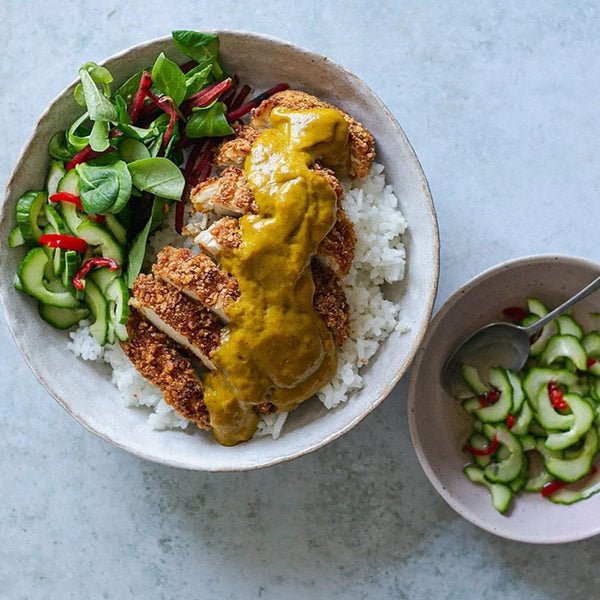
[408,255,600,543]
[1,30,438,471]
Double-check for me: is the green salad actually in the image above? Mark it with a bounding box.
[9,30,285,346]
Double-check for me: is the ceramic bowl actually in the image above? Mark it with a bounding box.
[0,30,438,471]
[408,255,600,543]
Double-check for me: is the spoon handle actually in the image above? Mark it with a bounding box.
[522,273,600,336]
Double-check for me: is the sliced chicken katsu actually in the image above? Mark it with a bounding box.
[192,210,355,277]
[213,123,260,169]
[311,260,351,346]
[130,274,221,370]
[189,159,354,276]
[249,90,375,178]
[120,308,211,429]
[152,246,239,322]
[152,244,350,346]
[191,166,258,216]
[194,216,241,260]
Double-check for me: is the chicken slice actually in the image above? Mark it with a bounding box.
[250,90,375,178]
[190,166,258,216]
[194,210,355,278]
[130,274,221,370]
[120,308,211,429]
[311,259,351,347]
[213,123,260,168]
[194,216,241,260]
[152,246,239,322]
[317,208,356,277]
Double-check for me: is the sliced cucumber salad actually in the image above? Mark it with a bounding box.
[458,297,600,513]
[10,31,243,346]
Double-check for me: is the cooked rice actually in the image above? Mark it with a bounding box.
[67,162,407,439]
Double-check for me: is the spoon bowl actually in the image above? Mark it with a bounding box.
[441,322,531,398]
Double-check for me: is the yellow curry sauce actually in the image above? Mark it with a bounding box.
[202,106,351,445]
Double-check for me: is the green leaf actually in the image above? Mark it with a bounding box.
[48,131,74,161]
[111,160,133,214]
[183,64,212,99]
[127,157,184,200]
[118,138,151,163]
[79,68,118,122]
[152,52,187,107]
[126,197,166,286]
[67,112,92,152]
[89,119,110,152]
[186,102,234,138]
[76,163,120,213]
[171,30,224,78]
[76,160,132,214]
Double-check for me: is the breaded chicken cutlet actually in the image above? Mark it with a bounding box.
[121,89,375,438]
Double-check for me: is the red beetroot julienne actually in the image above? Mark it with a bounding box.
[180,77,233,116]
[128,70,153,123]
[226,83,290,122]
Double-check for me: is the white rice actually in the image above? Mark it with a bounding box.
[67,162,408,438]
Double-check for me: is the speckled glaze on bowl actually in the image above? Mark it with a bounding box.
[0,30,438,471]
[408,255,600,543]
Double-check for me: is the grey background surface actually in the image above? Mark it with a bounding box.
[2,2,599,598]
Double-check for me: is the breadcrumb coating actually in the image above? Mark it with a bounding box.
[152,246,239,322]
[120,308,211,429]
[130,274,221,369]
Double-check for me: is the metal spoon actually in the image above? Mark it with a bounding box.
[440,274,600,398]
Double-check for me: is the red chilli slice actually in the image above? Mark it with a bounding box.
[72,256,119,290]
[39,233,88,254]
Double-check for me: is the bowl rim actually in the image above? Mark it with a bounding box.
[408,253,600,543]
[1,29,439,470]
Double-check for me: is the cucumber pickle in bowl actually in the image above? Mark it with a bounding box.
[0,30,438,469]
[408,255,600,543]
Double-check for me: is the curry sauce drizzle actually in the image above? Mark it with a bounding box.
[202,106,351,445]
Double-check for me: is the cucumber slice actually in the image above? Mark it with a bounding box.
[524,450,554,492]
[522,367,578,408]
[482,424,525,484]
[57,168,80,195]
[527,297,549,317]
[539,334,587,371]
[546,462,600,505]
[76,221,124,265]
[84,277,109,345]
[461,363,488,395]
[463,464,513,513]
[8,226,25,248]
[463,367,513,423]
[15,190,48,244]
[511,401,533,435]
[42,203,67,234]
[544,393,595,451]
[39,303,90,329]
[533,385,575,431]
[61,250,82,290]
[106,276,129,341]
[17,247,80,308]
[46,160,66,195]
[104,213,128,246]
[537,427,599,483]
[555,314,584,339]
